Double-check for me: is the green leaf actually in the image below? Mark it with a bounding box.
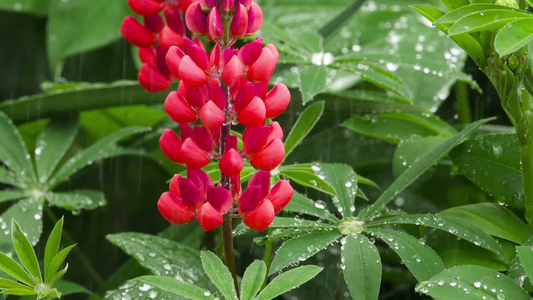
[135,276,215,300]
[46,245,75,285]
[495,18,533,56]
[358,118,493,220]
[284,101,324,159]
[416,265,530,300]
[0,0,49,15]
[200,251,237,300]
[448,10,533,35]
[342,234,381,300]
[393,136,449,177]
[0,278,33,290]
[283,191,339,223]
[240,260,267,300]
[342,113,456,144]
[298,65,328,104]
[44,218,63,283]
[54,280,93,297]
[269,231,341,275]
[517,246,533,284]
[436,4,516,24]
[449,134,523,209]
[440,203,532,244]
[256,266,323,300]
[367,228,445,282]
[269,217,337,230]
[0,198,43,255]
[48,126,150,188]
[106,233,211,289]
[368,214,508,262]
[280,164,337,196]
[0,190,28,203]
[47,0,130,71]
[0,111,36,184]
[0,167,22,188]
[11,220,41,283]
[315,163,357,218]
[318,0,365,45]
[46,190,106,211]
[2,287,37,296]
[0,252,36,286]
[34,116,79,183]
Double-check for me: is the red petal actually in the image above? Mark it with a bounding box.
[166,46,185,78]
[128,0,163,15]
[144,14,164,33]
[179,56,208,88]
[185,2,208,34]
[234,83,255,111]
[158,192,195,224]
[209,86,226,110]
[165,10,185,35]
[243,125,270,153]
[180,123,194,140]
[197,202,224,231]
[178,177,204,207]
[164,91,198,123]
[238,186,262,214]
[138,63,171,92]
[244,199,275,231]
[239,37,263,66]
[193,125,215,152]
[221,55,244,87]
[187,168,213,196]
[139,47,156,65]
[250,138,285,171]
[159,129,183,163]
[267,122,284,143]
[159,26,184,51]
[230,4,248,38]
[178,0,196,12]
[181,138,210,169]
[121,16,157,48]
[207,186,233,213]
[265,44,279,65]
[267,180,293,214]
[208,7,224,38]
[200,100,225,130]
[238,96,266,128]
[265,83,290,119]
[248,171,270,198]
[247,47,276,82]
[219,149,244,177]
[220,0,234,11]
[246,2,263,35]
[183,38,210,70]
[169,174,182,197]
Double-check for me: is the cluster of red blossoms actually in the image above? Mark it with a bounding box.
[122,0,293,231]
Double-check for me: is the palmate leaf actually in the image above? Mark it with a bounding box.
[44,218,63,283]
[283,101,324,158]
[298,66,328,104]
[0,198,43,253]
[416,265,530,300]
[11,220,41,283]
[135,276,214,300]
[46,190,106,211]
[0,252,36,287]
[255,266,322,300]
[200,251,237,300]
[0,167,22,188]
[0,190,28,203]
[283,191,339,223]
[240,261,267,300]
[279,164,337,196]
[314,163,357,218]
[269,217,337,230]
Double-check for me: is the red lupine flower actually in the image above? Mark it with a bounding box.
[159,124,215,169]
[238,171,293,231]
[219,135,243,177]
[242,122,285,171]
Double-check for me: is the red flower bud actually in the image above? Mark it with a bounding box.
[185,2,208,34]
[128,0,163,16]
[247,47,276,82]
[238,96,266,128]
[164,10,185,35]
[220,149,244,177]
[220,0,234,11]
[197,202,223,231]
[166,46,185,78]
[230,4,248,38]
[208,7,224,39]
[265,83,290,119]
[239,37,263,66]
[250,138,285,171]
[138,63,171,92]
[158,192,195,224]
[159,129,183,163]
[246,2,263,35]
[267,180,293,214]
[164,91,198,123]
[169,174,182,197]
[181,138,210,169]
[200,100,226,130]
[179,56,208,88]
[243,199,275,231]
[221,55,244,87]
[121,16,157,48]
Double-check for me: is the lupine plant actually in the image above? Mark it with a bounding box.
[2,0,533,299]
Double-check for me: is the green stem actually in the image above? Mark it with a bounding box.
[262,228,274,288]
[333,268,345,300]
[519,110,533,224]
[44,205,105,286]
[455,80,472,125]
[222,215,239,297]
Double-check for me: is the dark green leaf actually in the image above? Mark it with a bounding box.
[0,190,28,203]
[54,280,92,296]
[416,265,530,300]
[517,246,533,284]
[46,190,106,211]
[449,134,523,209]
[284,101,324,159]
[104,279,178,299]
[368,228,445,281]
[0,0,49,15]
[34,116,79,183]
[358,118,493,220]
[283,191,339,223]
[298,65,328,104]
[269,231,341,275]
[495,18,533,56]
[440,203,531,244]
[135,276,215,300]
[393,136,449,177]
[48,126,150,188]
[200,251,237,300]
[0,198,43,253]
[342,234,381,300]
[0,252,36,286]
[0,167,22,188]
[448,10,533,35]
[240,260,267,300]
[44,218,63,283]
[269,217,337,230]
[280,164,337,196]
[0,111,36,184]
[315,163,357,218]
[256,266,323,300]
[368,214,508,262]
[11,220,41,283]
[318,0,365,45]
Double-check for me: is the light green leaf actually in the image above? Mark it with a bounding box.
[0,167,21,188]
[46,245,75,285]
[342,113,456,144]
[284,101,324,159]
[269,231,341,275]
[436,4,516,24]
[342,234,381,300]
[315,163,357,218]
[393,136,449,177]
[34,116,79,183]
[48,126,150,188]
[416,265,530,300]
[106,233,211,289]
[135,276,215,300]
[440,203,532,244]
[44,218,63,283]
[0,278,33,291]
[200,251,237,300]
[318,0,365,45]
[368,228,445,282]
[47,0,131,71]
[283,191,339,223]
[495,18,533,56]
[0,252,36,286]
[240,260,266,300]
[256,266,323,300]
[103,279,178,299]
[358,118,493,220]
[280,164,337,196]
[368,214,508,262]
[269,217,337,230]
[2,287,37,296]
[449,134,523,209]
[0,198,43,253]
[448,10,533,35]
[0,111,36,184]
[298,65,328,104]
[0,190,28,203]
[46,190,106,211]
[0,0,49,15]
[11,220,41,283]
[517,246,533,284]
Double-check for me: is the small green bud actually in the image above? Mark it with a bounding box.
[495,0,519,8]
